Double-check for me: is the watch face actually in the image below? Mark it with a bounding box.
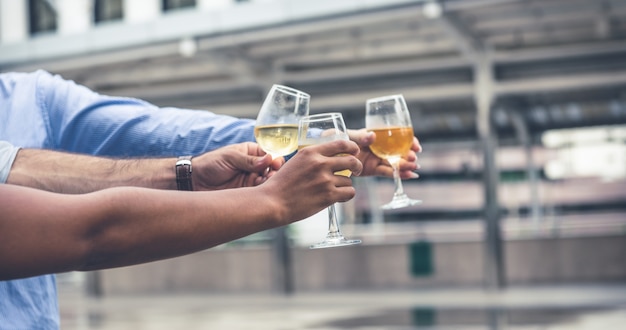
[176,156,192,167]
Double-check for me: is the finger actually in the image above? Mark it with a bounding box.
[247,142,268,157]
[398,158,418,172]
[255,163,280,185]
[403,150,417,163]
[397,156,420,179]
[331,155,363,177]
[270,156,285,171]
[332,175,355,187]
[348,129,374,147]
[254,175,267,186]
[315,140,360,157]
[250,154,273,173]
[243,143,272,174]
[412,137,423,153]
[333,186,357,203]
[373,165,393,177]
[400,170,419,179]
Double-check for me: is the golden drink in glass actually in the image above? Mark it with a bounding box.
[366,95,422,209]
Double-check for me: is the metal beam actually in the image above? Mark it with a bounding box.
[474,51,506,290]
[509,110,543,229]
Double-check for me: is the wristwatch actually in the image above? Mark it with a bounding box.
[175,156,193,191]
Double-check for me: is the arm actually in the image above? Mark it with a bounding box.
[6,128,417,195]
[0,140,362,280]
[7,148,177,193]
[35,71,418,177]
[6,133,418,194]
[6,143,281,194]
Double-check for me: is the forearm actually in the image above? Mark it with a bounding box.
[7,148,177,193]
[0,184,281,280]
[82,187,279,270]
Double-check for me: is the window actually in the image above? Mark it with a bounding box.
[162,0,196,12]
[94,0,124,24]
[29,0,57,35]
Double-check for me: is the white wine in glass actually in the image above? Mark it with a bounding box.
[366,94,422,210]
[298,112,362,249]
[255,84,310,158]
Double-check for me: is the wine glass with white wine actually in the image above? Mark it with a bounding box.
[366,94,422,210]
[298,112,362,249]
[254,84,310,159]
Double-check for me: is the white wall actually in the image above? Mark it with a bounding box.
[124,0,160,24]
[57,0,92,35]
[0,0,28,43]
[198,0,232,10]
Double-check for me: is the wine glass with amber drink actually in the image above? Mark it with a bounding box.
[254,84,310,159]
[298,112,362,249]
[366,94,422,210]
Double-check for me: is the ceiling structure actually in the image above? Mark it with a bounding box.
[4,0,626,146]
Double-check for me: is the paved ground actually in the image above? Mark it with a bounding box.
[58,283,626,329]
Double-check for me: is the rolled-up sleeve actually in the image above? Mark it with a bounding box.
[0,140,19,183]
[38,70,255,157]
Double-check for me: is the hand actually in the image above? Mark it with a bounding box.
[191,142,284,191]
[347,128,422,179]
[261,139,363,224]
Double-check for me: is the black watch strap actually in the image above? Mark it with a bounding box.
[175,156,193,191]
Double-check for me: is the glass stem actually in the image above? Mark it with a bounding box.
[391,160,405,197]
[326,204,342,238]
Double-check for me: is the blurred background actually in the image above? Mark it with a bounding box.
[1,0,625,329]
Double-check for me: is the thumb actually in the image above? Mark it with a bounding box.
[249,154,273,173]
[348,129,374,146]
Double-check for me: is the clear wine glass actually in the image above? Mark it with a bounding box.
[254,84,310,159]
[366,94,422,210]
[298,112,362,249]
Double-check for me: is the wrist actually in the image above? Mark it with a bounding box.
[175,156,194,191]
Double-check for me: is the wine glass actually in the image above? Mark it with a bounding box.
[366,94,422,210]
[254,84,310,158]
[298,112,362,249]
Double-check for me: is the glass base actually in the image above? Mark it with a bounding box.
[309,236,362,249]
[381,194,422,210]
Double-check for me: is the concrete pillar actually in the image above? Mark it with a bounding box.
[510,110,543,229]
[125,0,160,24]
[474,52,506,290]
[0,0,29,43]
[57,0,92,35]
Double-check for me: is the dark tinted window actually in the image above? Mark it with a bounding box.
[162,0,196,11]
[29,0,57,35]
[94,0,124,23]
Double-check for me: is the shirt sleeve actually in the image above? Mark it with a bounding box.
[37,70,256,157]
[0,140,19,183]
